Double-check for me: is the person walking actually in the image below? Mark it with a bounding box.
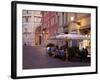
[80,48,85,62]
[54,45,59,58]
[59,46,65,60]
[84,47,88,61]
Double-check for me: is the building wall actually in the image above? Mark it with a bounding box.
[64,13,91,48]
[41,11,59,46]
[58,13,65,34]
[41,12,91,48]
[77,14,91,49]
[22,10,42,46]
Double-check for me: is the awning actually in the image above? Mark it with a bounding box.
[49,32,90,40]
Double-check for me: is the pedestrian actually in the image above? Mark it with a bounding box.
[47,46,50,52]
[54,45,59,58]
[59,46,65,60]
[47,46,53,57]
[80,48,85,62]
[84,47,88,60]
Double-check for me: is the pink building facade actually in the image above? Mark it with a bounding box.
[41,11,59,46]
[42,12,58,36]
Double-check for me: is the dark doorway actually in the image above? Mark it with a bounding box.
[39,36,41,45]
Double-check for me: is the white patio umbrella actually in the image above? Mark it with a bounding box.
[65,33,90,40]
[51,32,90,40]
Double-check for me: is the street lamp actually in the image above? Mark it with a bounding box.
[69,16,81,33]
[70,16,81,26]
[70,16,74,21]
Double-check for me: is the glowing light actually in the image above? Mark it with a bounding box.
[70,16,74,21]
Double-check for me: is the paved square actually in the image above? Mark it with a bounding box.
[23,45,90,69]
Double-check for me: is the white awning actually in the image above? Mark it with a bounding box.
[50,33,90,40]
